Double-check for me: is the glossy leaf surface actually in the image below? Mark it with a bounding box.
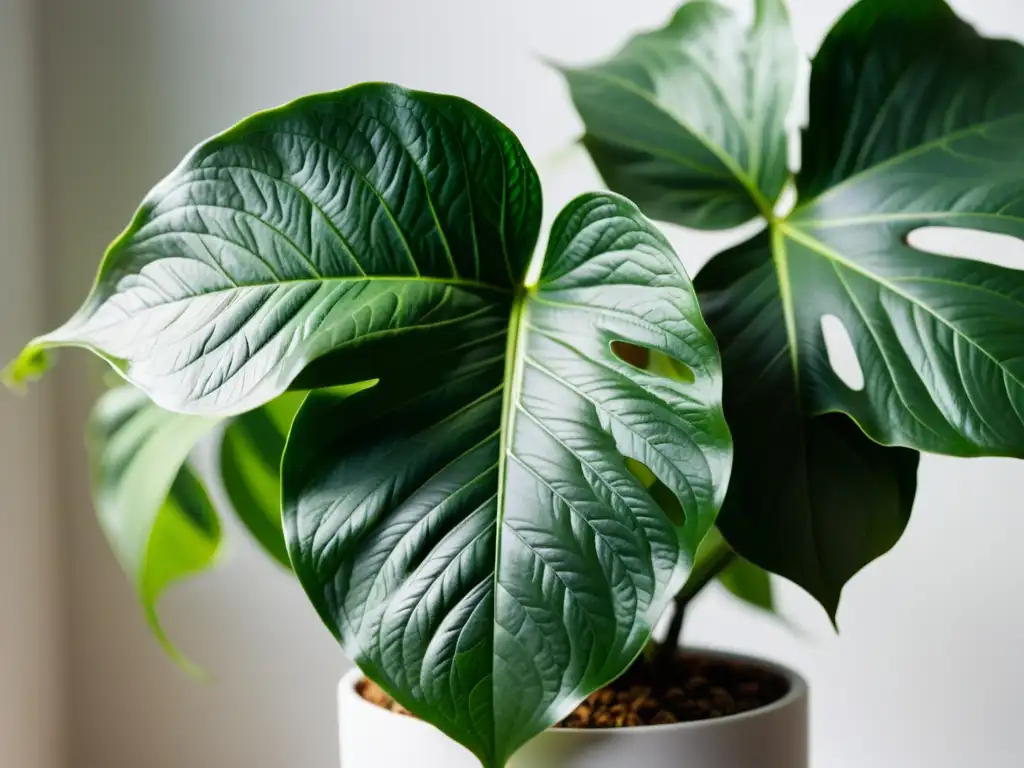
[87,386,221,669]
[6,84,540,416]
[787,0,1024,455]
[560,0,797,229]
[8,84,732,766]
[282,192,731,766]
[574,0,1024,615]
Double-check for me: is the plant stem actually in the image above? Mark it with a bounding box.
[657,543,737,667]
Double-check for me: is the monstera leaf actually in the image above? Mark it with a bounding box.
[560,0,797,229]
[282,193,731,765]
[87,386,221,669]
[6,84,732,766]
[568,0,1024,616]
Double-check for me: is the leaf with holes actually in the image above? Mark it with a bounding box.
[572,0,1024,616]
[88,386,221,671]
[5,83,731,766]
[281,191,731,766]
[559,0,797,229]
[707,0,1024,611]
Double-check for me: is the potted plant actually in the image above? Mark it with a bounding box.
[4,81,785,767]
[6,0,1022,765]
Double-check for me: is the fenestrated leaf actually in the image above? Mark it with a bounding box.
[282,193,731,767]
[781,0,1024,456]
[88,386,221,671]
[559,0,797,229]
[6,83,733,767]
[219,391,306,567]
[697,233,920,616]
[705,0,1024,611]
[5,83,541,416]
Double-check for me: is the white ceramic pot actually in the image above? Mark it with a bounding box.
[337,650,808,768]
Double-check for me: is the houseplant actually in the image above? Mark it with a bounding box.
[8,0,1022,764]
[4,83,766,767]
[563,0,1024,621]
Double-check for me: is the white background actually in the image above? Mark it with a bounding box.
[4,0,1024,766]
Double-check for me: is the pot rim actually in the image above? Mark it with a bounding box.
[338,647,808,737]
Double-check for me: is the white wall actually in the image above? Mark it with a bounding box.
[35,0,1024,766]
[0,2,63,768]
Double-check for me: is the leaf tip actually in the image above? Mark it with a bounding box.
[144,601,211,682]
[2,345,53,392]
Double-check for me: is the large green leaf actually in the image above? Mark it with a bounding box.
[560,0,797,229]
[88,386,221,670]
[219,391,306,567]
[572,0,1024,615]
[282,192,731,767]
[784,0,1024,455]
[706,0,1024,611]
[6,84,732,766]
[696,234,921,616]
[5,84,541,416]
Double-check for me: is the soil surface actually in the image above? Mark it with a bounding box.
[356,651,789,729]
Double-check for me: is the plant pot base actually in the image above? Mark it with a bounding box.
[338,649,808,767]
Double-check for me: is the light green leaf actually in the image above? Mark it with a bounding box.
[282,192,731,767]
[219,392,306,567]
[88,386,221,671]
[560,0,798,229]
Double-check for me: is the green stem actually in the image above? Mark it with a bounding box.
[657,543,737,667]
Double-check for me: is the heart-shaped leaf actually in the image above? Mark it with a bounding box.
[282,192,731,766]
[7,84,732,766]
[559,0,797,229]
[87,386,221,671]
[5,84,541,416]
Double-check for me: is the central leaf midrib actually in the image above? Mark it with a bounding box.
[490,289,530,763]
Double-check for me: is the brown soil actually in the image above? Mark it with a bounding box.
[356,652,789,729]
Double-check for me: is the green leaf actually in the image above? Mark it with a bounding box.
[9,83,732,766]
[575,0,1024,616]
[719,555,773,614]
[87,386,221,671]
[559,0,798,229]
[6,83,542,416]
[705,0,1024,612]
[697,233,921,616]
[282,192,731,767]
[782,0,1024,456]
[219,391,306,567]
